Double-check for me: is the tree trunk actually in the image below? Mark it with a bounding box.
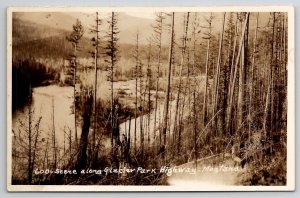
[248,13,258,141]
[212,12,226,137]
[139,57,144,156]
[263,13,276,138]
[203,13,212,125]
[52,97,57,170]
[237,13,249,134]
[93,12,99,151]
[27,102,32,184]
[153,13,164,150]
[193,91,197,168]
[73,44,78,148]
[134,31,139,156]
[227,14,238,134]
[161,12,175,159]
[110,12,115,156]
[76,91,93,171]
[173,12,189,149]
[147,42,152,150]
[226,12,249,134]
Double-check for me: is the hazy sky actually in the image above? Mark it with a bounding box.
[124,11,156,19]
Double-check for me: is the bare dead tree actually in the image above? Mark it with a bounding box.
[226,12,249,135]
[161,12,175,159]
[173,12,189,153]
[27,94,32,184]
[69,127,72,161]
[40,138,49,183]
[192,13,199,76]
[248,13,259,141]
[51,97,57,170]
[237,13,250,136]
[152,12,165,149]
[202,13,213,125]
[139,43,144,157]
[263,13,274,136]
[212,12,226,138]
[90,12,102,151]
[146,41,152,150]
[134,31,139,156]
[227,13,238,134]
[193,91,197,168]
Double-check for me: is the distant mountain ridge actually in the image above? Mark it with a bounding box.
[12,15,161,61]
[12,11,271,61]
[13,12,155,45]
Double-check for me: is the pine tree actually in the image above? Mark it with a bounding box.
[66,19,84,148]
[105,12,120,155]
[89,11,102,164]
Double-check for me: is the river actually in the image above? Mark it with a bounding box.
[12,79,167,149]
[12,85,75,148]
[12,77,217,185]
[12,76,206,150]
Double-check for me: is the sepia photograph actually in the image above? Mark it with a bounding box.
[7,6,295,191]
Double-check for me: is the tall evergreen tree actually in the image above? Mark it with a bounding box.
[105,12,120,156]
[89,11,102,163]
[66,19,84,148]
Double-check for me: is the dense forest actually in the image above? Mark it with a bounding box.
[11,11,287,186]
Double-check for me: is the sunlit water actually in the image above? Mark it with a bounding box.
[12,85,75,148]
